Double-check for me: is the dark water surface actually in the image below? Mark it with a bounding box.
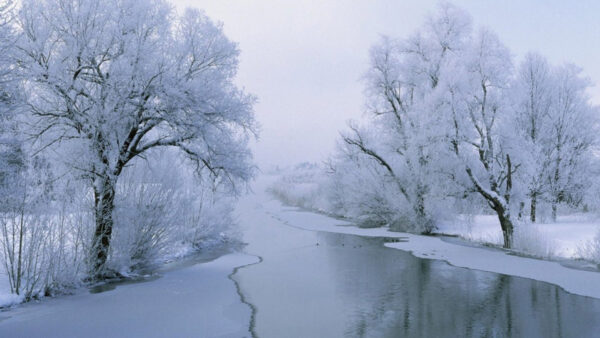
[236,222,600,338]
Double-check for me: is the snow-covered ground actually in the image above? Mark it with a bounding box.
[257,174,600,299]
[0,253,258,337]
[437,214,600,258]
[268,165,600,263]
[0,239,231,308]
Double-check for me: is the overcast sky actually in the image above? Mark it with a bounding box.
[171,0,600,169]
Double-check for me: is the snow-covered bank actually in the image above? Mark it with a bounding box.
[269,164,600,261]
[0,253,258,337]
[262,195,600,299]
[0,238,238,309]
[437,214,600,259]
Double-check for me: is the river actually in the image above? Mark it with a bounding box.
[0,177,599,337]
[236,223,600,337]
[233,187,600,338]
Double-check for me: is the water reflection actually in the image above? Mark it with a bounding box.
[239,227,600,338]
[320,232,600,338]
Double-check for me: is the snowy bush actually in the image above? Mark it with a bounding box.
[0,184,93,300]
[182,191,238,250]
[0,213,53,300]
[576,228,600,264]
[108,152,239,274]
[268,161,440,234]
[0,147,242,301]
[267,162,331,212]
[110,178,176,272]
[512,224,556,259]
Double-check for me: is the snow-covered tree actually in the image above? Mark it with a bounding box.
[442,28,518,248]
[16,0,256,278]
[0,0,20,208]
[512,53,553,222]
[512,54,597,222]
[314,2,600,249]
[339,3,471,232]
[544,64,596,220]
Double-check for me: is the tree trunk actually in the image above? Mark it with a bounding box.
[551,203,557,222]
[496,207,514,249]
[499,154,514,249]
[91,177,116,278]
[415,192,425,219]
[530,193,537,223]
[414,194,428,233]
[15,205,24,295]
[518,202,524,220]
[414,186,433,234]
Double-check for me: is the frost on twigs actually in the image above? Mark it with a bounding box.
[318,3,597,248]
[577,228,600,266]
[0,0,255,300]
[14,0,256,279]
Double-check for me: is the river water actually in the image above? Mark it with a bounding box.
[235,200,600,338]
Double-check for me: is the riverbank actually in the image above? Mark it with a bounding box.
[261,190,600,299]
[234,177,600,337]
[268,166,600,263]
[0,252,258,337]
[436,214,599,260]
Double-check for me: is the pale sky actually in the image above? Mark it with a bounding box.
[171,0,600,169]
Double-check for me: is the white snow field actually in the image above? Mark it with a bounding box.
[436,214,600,258]
[0,253,257,338]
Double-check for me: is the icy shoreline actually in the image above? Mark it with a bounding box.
[263,198,600,299]
[0,252,258,337]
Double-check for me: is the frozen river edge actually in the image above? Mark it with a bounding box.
[0,252,259,338]
[262,199,600,300]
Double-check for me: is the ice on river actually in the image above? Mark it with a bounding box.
[0,253,257,338]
